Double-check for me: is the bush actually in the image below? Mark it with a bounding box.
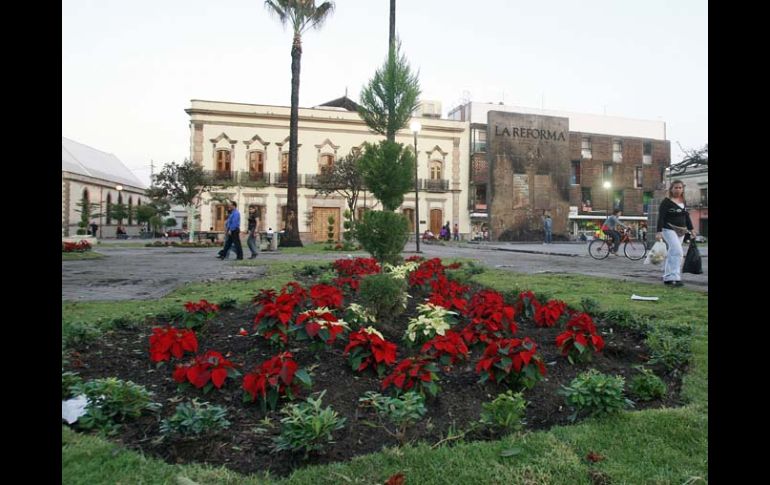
[217,297,237,310]
[62,370,82,399]
[358,273,407,323]
[645,328,692,371]
[272,391,346,457]
[629,366,667,401]
[580,297,602,315]
[298,263,324,277]
[560,369,634,421]
[479,390,527,432]
[109,315,141,330]
[160,399,231,436]
[359,391,426,444]
[63,321,101,348]
[355,210,409,265]
[70,378,160,433]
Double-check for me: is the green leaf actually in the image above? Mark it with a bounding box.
[295,369,312,387]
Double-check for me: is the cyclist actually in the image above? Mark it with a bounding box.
[601,209,627,254]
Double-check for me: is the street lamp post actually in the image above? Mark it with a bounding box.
[410,121,422,253]
[603,180,611,215]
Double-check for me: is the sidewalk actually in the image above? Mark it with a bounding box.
[459,241,708,258]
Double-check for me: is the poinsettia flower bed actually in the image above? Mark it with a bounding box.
[62,258,686,478]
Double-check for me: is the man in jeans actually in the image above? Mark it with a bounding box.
[218,201,243,260]
[601,209,627,254]
[246,206,259,259]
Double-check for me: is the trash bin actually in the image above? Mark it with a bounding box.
[270,233,279,251]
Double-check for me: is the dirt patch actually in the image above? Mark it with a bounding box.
[64,275,684,478]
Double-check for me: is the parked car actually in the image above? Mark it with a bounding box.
[166,230,189,240]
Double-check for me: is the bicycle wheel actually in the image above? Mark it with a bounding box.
[623,240,647,261]
[588,239,611,260]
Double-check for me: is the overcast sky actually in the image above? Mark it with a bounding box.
[62,0,708,187]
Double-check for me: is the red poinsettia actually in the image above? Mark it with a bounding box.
[172,350,239,392]
[253,281,309,346]
[381,356,440,396]
[427,275,469,313]
[182,299,220,329]
[461,289,517,346]
[515,291,541,320]
[148,326,198,362]
[292,308,348,348]
[343,327,397,376]
[534,299,568,328]
[475,337,546,389]
[555,312,605,363]
[408,258,455,289]
[309,284,344,309]
[331,258,381,292]
[242,352,311,411]
[62,240,92,253]
[420,331,469,365]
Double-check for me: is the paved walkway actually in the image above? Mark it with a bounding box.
[62,240,707,301]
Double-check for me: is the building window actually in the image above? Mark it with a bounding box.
[570,160,581,185]
[430,160,442,180]
[249,151,264,174]
[612,140,623,162]
[643,191,653,214]
[216,149,231,172]
[659,166,666,183]
[472,128,486,153]
[634,167,643,188]
[613,190,623,211]
[279,152,289,183]
[474,184,487,210]
[581,136,592,159]
[581,188,592,211]
[700,188,708,206]
[319,154,334,174]
[643,141,652,164]
[603,163,613,180]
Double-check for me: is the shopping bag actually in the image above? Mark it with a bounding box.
[682,240,703,274]
[644,240,667,265]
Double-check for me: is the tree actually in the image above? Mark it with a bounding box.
[110,203,129,225]
[148,159,212,242]
[389,0,396,52]
[164,217,178,229]
[265,0,336,247]
[314,151,366,221]
[74,193,101,236]
[359,140,414,211]
[136,199,171,236]
[358,40,421,142]
[671,143,708,174]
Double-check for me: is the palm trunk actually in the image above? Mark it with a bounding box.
[282,33,303,247]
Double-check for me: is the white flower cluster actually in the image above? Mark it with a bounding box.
[383,261,420,280]
[405,303,458,344]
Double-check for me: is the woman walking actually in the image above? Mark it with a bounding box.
[656,180,694,287]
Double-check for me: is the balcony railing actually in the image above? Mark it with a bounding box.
[237,171,268,186]
[205,170,235,184]
[420,179,449,192]
[271,172,289,186]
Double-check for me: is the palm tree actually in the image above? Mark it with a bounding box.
[265,0,335,247]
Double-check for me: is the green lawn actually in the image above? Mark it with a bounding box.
[62,262,708,484]
[62,251,105,261]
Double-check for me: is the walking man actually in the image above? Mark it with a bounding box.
[246,205,259,259]
[218,201,243,260]
[543,212,553,244]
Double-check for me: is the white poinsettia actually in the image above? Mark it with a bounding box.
[383,261,420,280]
[347,303,377,325]
[405,304,456,344]
[362,326,384,340]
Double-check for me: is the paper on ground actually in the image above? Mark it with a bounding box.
[62,395,88,424]
[631,294,659,301]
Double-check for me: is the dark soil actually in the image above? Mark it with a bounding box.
[63,274,685,478]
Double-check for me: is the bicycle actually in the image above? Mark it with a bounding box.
[588,228,647,261]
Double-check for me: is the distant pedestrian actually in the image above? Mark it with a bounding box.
[543,212,553,244]
[218,201,243,260]
[89,221,98,237]
[246,206,259,259]
[453,223,459,241]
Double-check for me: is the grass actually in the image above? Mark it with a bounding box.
[62,262,708,484]
[62,252,105,261]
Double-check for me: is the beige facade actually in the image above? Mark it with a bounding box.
[186,100,470,241]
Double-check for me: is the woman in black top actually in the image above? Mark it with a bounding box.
[656,180,694,286]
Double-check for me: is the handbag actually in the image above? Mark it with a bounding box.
[682,240,703,274]
[666,223,689,237]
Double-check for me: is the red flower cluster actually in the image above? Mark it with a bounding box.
[408,258,459,289]
[475,337,546,388]
[343,328,397,376]
[515,291,540,320]
[461,290,517,346]
[332,258,380,291]
[253,282,309,345]
[184,299,220,314]
[555,312,605,363]
[420,331,469,365]
[427,275,469,313]
[173,350,239,391]
[381,356,440,396]
[62,240,92,252]
[293,309,347,346]
[534,299,568,328]
[242,352,310,410]
[148,326,198,362]
[309,284,344,309]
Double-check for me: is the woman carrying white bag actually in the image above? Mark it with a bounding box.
[655,180,695,287]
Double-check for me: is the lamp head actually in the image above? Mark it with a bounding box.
[410,121,421,134]
[602,181,611,189]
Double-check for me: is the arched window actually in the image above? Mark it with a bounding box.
[106,193,112,224]
[83,188,89,203]
[128,197,133,225]
[216,149,231,173]
[319,154,334,174]
[118,192,123,205]
[249,151,265,176]
[430,161,442,180]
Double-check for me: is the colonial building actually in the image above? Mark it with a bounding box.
[61,137,148,237]
[185,99,469,241]
[447,102,670,240]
